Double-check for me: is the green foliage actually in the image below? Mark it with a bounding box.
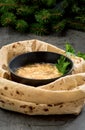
[35,9,51,24]
[77,52,85,60]
[52,20,66,33]
[0,0,17,13]
[65,42,85,60]
[72,4,80,13]
[75,15,85,24]
[65,42,75,54]
[50,9,63,21]
[16,20,29,32]
[68,20,85,31]
[16,6,35,17]
[61,0,69,9]
[56,56,70,74]
[1,12,16,26]
[41,0,56,7]
[0,0,85,34]
[30,23,49,35]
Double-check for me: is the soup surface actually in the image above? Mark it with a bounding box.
[16,63,62,79]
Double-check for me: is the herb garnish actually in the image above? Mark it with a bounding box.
[56,42,85,75]
[55,56,70,74]
[65,42,75,54]
[65,42,85,60]
[77,52,85,60]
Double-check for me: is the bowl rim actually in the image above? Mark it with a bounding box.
[8,51,73,82]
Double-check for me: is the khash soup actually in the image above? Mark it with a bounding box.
[15,63,62,79]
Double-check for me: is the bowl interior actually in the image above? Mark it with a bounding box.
[9,51,73,86]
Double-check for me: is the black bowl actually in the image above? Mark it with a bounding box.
[9,51,73,86]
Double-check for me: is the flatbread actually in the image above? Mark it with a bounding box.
[0,39,85,74]
[0,39,85,115]
[0,68,10,79]
[0,74,85,104]
[0,94,84,115]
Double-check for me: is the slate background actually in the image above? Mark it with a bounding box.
[0,27,85,130]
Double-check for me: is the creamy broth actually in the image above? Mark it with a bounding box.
[16,63,62,79]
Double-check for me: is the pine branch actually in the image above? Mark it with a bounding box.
[15,19,29,32]
[52,20,66,33]
[16,5,35,17]
[30,23,49,35]
[1,12,16,26]
[0,0,17,13]
[50,9,63,21]
[0,0,84,35]
[35,9,51,24]
[67,20,85,31]
[41,0,56,7]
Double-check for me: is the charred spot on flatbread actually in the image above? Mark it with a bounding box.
[59,104,63,108]
[10,93,13,96]
[12,44,16,48]
[54,102,63,106]
[16,90,20,94]
[47,104,53,107]
[16,90,24,96]
[4,86,8,90]
[1,93,5,96]
[2,64,8,70]
[20,105,27,108]
[0,100,5,103]
[83,77,85,81]
[8,102,14,106]
[43,108,49,112]
[29,106,35,112]
[12,42,21,48]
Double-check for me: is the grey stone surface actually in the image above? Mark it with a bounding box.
[0,27,85,52]
[0,27,85,130]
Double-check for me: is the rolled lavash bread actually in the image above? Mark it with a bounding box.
[0,39,85,76]
[0,68,10,79]
[0,94,84,115]
[0,73,85,104]
[40,72,85,90]
[67,55,85,74]
[0,73,85,115]
[0,39,64,69]
[0,39,47,70]
[0,39,85,115]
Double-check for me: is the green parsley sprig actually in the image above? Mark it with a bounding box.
[65,42,85,60]
[56,42,85,75]
[65,42,75,54]
[77,52,85,60]
[55,56,70,74]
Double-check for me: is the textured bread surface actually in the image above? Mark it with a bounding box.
[0,39,85,115]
